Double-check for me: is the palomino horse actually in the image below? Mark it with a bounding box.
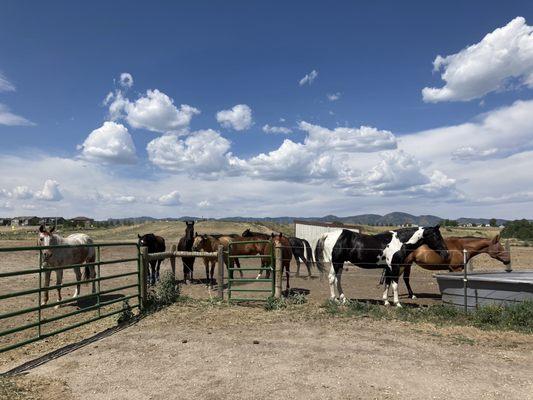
[38,225,96,307]
[315,226,448,307]
[178,221,195,283]
[288,236,313,278]
[191,234,245,280]
[138,233,166,285]
[400,235,510,299]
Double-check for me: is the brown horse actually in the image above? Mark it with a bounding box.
[241,229,293,292]
[191,234,250,281]
[401,234,510,299]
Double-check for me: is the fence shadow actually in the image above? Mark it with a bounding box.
[75,293,126,309]
[1,316,140,377]
[348,298,422,308]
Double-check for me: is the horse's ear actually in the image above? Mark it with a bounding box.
[493,234,500,243]
[39,225,45,233]
[138,234,141,239]
[202,234,208,239]
[49,226,55,233]
[435,224,440,229]
[195,232,198,237]
[271,232,275,238]
[279,232,283,237]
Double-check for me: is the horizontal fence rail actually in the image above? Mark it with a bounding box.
[0,242,140,354]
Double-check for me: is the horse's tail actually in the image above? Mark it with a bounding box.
[83,246,96,284]
[314,235,327,274]
[303,239,313,263]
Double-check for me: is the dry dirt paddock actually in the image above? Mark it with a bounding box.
[1,222,532,399]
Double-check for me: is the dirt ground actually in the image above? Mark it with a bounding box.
[1,222,532,399]
[2,304,533,400]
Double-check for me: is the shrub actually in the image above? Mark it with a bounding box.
[116,299,134,325]
[146,271,181,311]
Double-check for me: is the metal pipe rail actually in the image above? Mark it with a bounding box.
[0,242,140,354]
[145,250,217,261]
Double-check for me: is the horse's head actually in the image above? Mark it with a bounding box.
[487,234,510,265]
[138,233,155,247]
[185,221,194,239]
[242,229,252,237]
[422,225,449,260]
[192,233,209,251]
[38,225,58,264]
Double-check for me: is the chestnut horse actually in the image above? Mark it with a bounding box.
[401,235,510,299]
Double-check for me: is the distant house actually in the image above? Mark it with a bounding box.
[12,216,40,226]
[40,217,66,227]
[69,216,94,228]
[1,218,11,226]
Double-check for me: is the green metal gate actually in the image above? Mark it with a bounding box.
[0,242,140,353]
[226,240,275,302]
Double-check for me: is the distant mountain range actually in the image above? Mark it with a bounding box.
[105,212,511,226]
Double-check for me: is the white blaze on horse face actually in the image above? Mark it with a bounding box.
[406,227,425,245]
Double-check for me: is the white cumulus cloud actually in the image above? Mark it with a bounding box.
[299,70,318,86]
[216,104,253,131]
[119,72,133,88]
[35,180,63,201]
[12,186,33,200]
[0,104,34,126]
[106,88,200,134]
[0,73,15,92]
[327,92,341,101]
[262,124,292,134]
[158,190,182,206]
[423,17,533,102]
[80,121,137,164]
[147,129,232,176]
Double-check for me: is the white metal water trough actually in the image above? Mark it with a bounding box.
[435,271,533,310]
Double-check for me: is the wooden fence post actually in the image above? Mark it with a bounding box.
[170,244,177,280]
[505,240,512,273]
[217,245,224,299]
[274,244,283,299]
[140,246,149,310]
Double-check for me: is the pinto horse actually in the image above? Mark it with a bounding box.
[288,236,313,278]
[178,221,195,283]
[38,225,96,307]
[138,233,166,285]
[400,235,510,299]
[315,226,448,307]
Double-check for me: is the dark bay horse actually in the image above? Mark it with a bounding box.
[288,236,313,277]
[271,232,293,292]
[315,226,448,307]
[138,233,166,285]
[177,221,195,283]
[400,235,510,299]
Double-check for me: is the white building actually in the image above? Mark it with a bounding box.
[294,220,362,262]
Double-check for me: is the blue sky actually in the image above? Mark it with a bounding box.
[1,2,533,219]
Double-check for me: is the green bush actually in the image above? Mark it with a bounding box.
[501,219,533,241]
[146,271,181,311]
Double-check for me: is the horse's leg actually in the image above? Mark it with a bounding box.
[382,271,391,306]
[235,258,243,278]
[210,261,216,287]
[403,265,416,299]
[55,268,64,308]
[73,267,81,299]
[336,266,347,304]
[156,260,162,282]
[91,265,96,294]
[304,256,312,278]
[42,269,51,306]
[150,261,156,286]
[328,262,339,301]
[285,263,290,293]
[204,258,210,286]
[391,265,402,308]
[295,255,301,277]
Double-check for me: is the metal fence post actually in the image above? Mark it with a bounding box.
[463,249,468,313]
[505,240,512,273]
[96,245,101,317]
[274,244,283,299]
[217,245,224,299]
[140,246,149,310]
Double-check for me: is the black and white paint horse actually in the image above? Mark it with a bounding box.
[315,226,448,307]
[288,236,313,277]
[138,233,166,285]
[178,221,195,283]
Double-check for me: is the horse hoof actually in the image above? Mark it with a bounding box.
[395,303,402,308]
[384,300,390,306]
[54,304,61,309]
[411,295,417,300]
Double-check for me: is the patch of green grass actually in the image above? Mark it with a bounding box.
[116,299,135,325]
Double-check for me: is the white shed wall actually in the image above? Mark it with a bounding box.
[295,223,359,262]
